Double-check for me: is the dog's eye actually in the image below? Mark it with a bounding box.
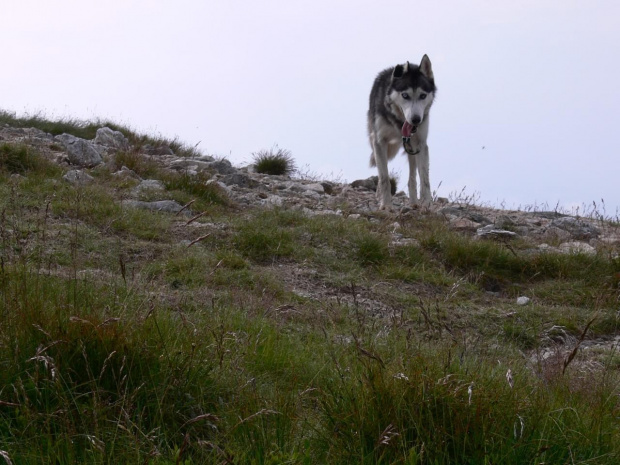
[401,93,410,100]
[419,93,427,100]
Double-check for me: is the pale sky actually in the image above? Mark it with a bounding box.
[3,0,619,214]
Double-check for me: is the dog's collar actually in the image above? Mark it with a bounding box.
[402,136,420,155]
[403,138,420,155]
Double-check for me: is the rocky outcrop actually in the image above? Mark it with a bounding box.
[1,123,618,252]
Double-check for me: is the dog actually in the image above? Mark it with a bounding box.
[367,55,436,210]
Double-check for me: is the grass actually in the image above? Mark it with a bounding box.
[0,114,619,463]
[252,146,296,176]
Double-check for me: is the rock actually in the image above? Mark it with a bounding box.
[551,217,600,239]
[302,190,320,199]
[169,158,214,172]
[439,206,491,225]
[56,135,103,168]
[476,225,518,239]
[541,226,572,242]
[133,179,165,195]
[533,211,567,220]
[351,177,377,191]
[205,179,231,195]
[113,166,142,180]
[304,183,325,194]
[517,296,530,306]
[221,173,257,188]
[93,127,130,151]
[143,144,174,155]
[122,199,188,214]
[494,215,515,229]
[321,182,335,195]
[261,195,284,207]
[451,218,481,230]
[206,159,236,175]
[63,169,94,186]
[558,241,596,255]
[55,133,80,146]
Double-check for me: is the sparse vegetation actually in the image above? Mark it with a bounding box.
[252,146,296,176]
[0,114,619,463]
[0,109,201,157]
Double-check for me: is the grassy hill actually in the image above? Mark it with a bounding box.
[0,111,619,464]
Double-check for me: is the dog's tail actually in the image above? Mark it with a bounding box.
[369,153,376,167]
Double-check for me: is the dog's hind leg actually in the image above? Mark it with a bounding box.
[418,144,432,207]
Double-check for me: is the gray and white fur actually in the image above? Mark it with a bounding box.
[367,55,436,209]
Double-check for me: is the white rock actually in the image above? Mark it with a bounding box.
[517,296,530,306]
[558,241,596,255]
[94,127,130,151]
[63,169,94,186]
[304,183,325,194]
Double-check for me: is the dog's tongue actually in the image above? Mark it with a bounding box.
[402,121,415,137]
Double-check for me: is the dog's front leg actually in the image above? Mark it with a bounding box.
[418,144,432,207]
[407,152,419,206]
[372,141,392,210]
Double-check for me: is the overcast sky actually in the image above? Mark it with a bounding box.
[3,0,619,215]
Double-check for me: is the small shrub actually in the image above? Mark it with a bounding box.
[252,146,296,176]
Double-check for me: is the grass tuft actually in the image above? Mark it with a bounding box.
[252,146,296,176]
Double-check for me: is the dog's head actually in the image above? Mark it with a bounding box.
[389,55,436,137]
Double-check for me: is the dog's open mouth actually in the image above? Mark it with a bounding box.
[402,121,417,138]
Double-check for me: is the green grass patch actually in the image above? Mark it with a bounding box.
[252,146,296,176]
[0,143,62,178]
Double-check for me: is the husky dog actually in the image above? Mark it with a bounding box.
[367,55,436,209]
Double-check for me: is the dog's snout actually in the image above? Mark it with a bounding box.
[411,115,422,125]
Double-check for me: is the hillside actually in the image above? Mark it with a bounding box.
[0,112,619,464]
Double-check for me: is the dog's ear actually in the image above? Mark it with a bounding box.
[392,62,409,79]
[419,54,434,80]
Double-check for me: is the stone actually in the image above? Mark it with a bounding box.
[558,241,596,255]
[494,215,515,229]
[476,225,518,239]
[321,182,335,195]
[262,195,284,207]
[304,183,325,194]
[133,179,165,194]
[517,296,530,306]
[221,173,258,188]
[351,177,377,191]
[451,218,481,230]
[93,127,130,151]
[206,159,236,175]
[169,158,214,171]
[551,217,600,239]
[63,169,94,185]
[123,199,187,214]
[56,135,103,168]
[143,144,174,155]
[541,226,572,242]
[113,166,142,180]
